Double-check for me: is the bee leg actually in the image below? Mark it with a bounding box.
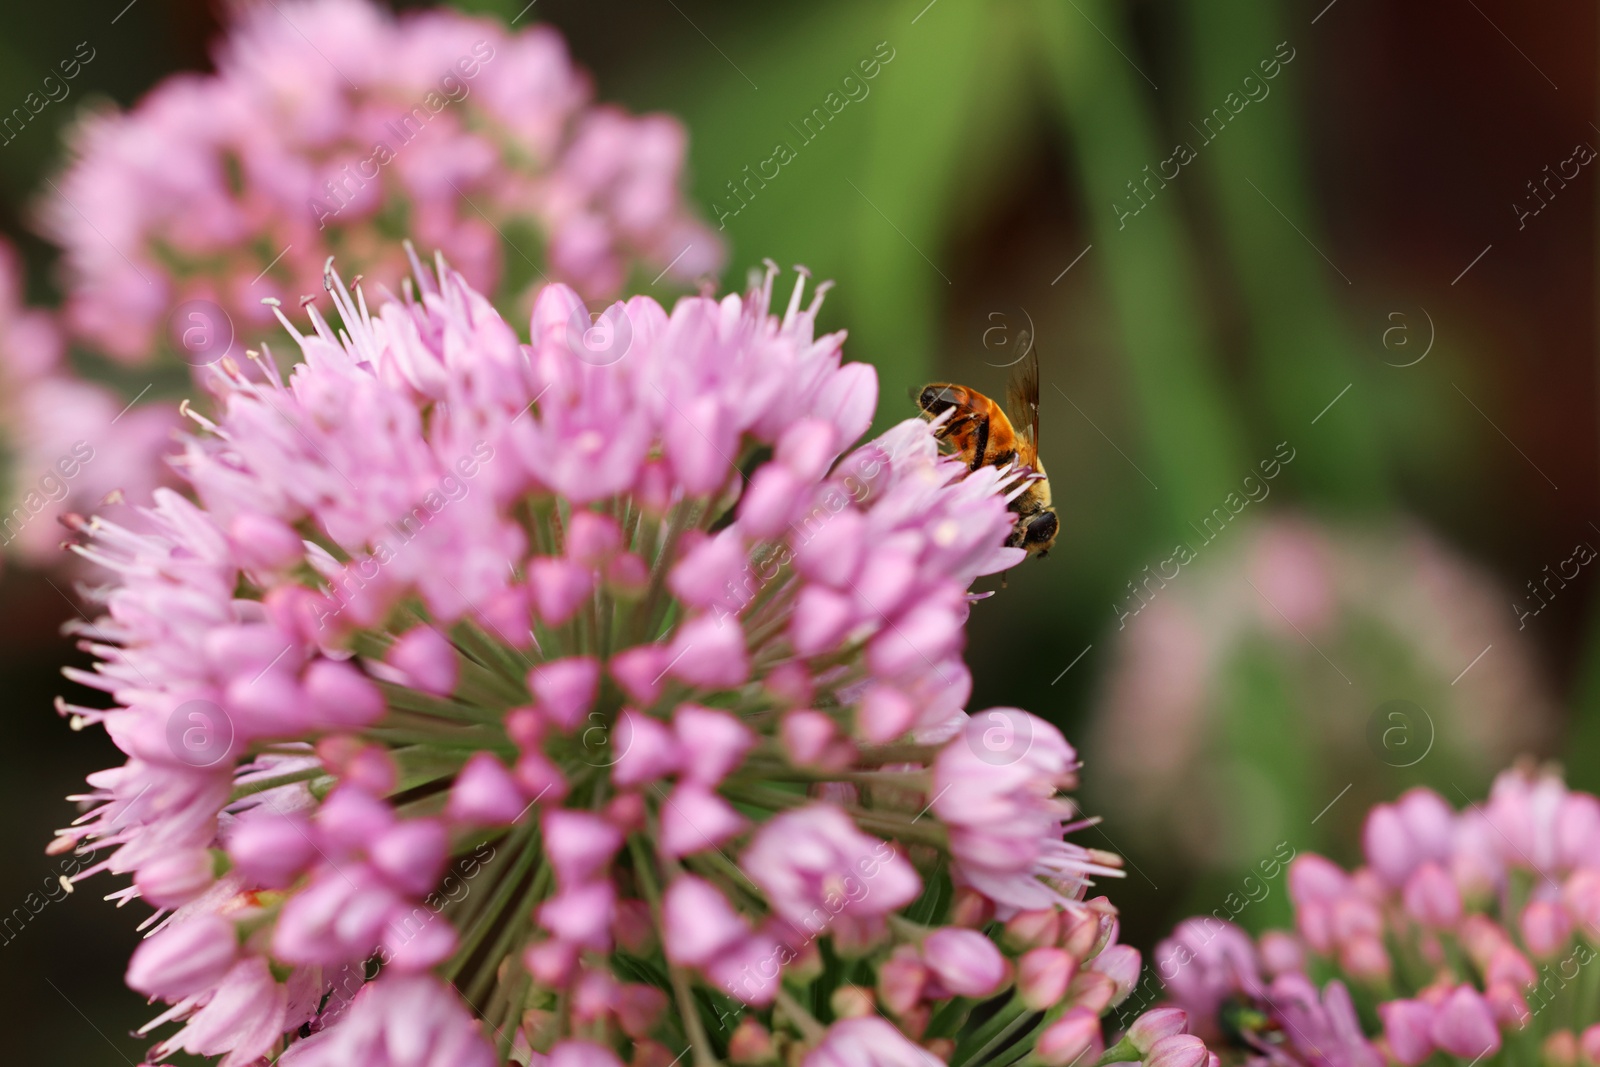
[970,412,990,472]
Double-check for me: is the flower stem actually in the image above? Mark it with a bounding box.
[629,835,720,1067]
[776,987,826,1043]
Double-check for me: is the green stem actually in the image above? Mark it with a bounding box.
[630,835,720,1067]
[442,824,541,983]
[953,994,1030,1067]
[229,766,329,802]
[776,987,826,1043]
[1031,0,1247,530]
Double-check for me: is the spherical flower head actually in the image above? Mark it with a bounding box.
[58,260,1119,1064]
[1155,769,1600,1067]
[39,0,722,367]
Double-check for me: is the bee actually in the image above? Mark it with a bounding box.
[917,347,1059,556]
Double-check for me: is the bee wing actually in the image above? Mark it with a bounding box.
[1005,346,1041,469]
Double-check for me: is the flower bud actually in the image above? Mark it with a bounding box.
[949,887,993,929]
[523,939,577,987]
[448,753,528,826]
[565,510,622,566]
[529,656,600,732]
[371,818,449,896]
[1019,947,1078,1011]
[612,898,656,956]
[1037,1007,1104,1067]
[1486,943,1538,988]
[666,615,749,688]
[303,658,386,727]
[1066,970,1117,1014]
[126,914,237,998]
[1566,871,1600,941]
[728,1017,776,1064]
[133,846,217,909]
[1430,985,1501,1060]
[1061,907,1103,958]
[1546,1030,1578,1067]
[387,625,457,695]
[230,511,303,571]
[1129,1007,1190,1054]
[1338,935,1392,982]
[1147,1033,1209,1067]
[1485,981,1532,1030]
[227,810,317,888]
[1003,909,1060,952]
[1579,1023,1600,1067]
[830,984,874,1018]
[922,927,1011,999]
[1402,862,1462,928]
[1091,944,1142,1005]
[543,810,623,889]
[1522,900,1575,959]
[661,876,744,967]
[1258,931,1305,976]
[1379,998,1437,1066]
[878,947,926,1016]
[529,557,594,627]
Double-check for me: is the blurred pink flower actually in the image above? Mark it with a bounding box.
[39,0,721,366]
[1091,515,1555,873]
[0,237,180,567]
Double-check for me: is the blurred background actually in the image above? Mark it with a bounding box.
[0,0,1593,1059]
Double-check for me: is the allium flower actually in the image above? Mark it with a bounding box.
[0,237,178,566]
[40,0,720,367]
[1089,516,1556,875]
[1149,765,1600,1067]
[56,260,1157,1064]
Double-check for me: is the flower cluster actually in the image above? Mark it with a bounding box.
[56,261,1165,1065]
[40,0,721,367]
[1150,763,1600,1067]
[0,237,177,566]
[1090,516,1554,875]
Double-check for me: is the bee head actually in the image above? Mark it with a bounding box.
[917,384,960,418]
[1022,510,1059,556]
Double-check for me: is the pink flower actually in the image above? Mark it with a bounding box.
[1036,1008,1105,1067]
[1363,788,1455,887]
[1379,999,1437,1066]
[932,709,1120,910]
[1400,861,1461,928]
[803,1016,944,1067]
[1486,765,1600,877]
[275,974,495,1066]
[1147,1034,1209,1067]
[1128,1008,1190,1053]
[0,240,182,566]
[744,804,920,950]
[1153,919,1263,1023]
[126,914,238,998]
[1430,985,1501,1060]
[41,0,719,368]
[60,260,1074,1062]
[921,927,1011,999]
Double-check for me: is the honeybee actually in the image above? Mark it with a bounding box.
[917,348,1059,556]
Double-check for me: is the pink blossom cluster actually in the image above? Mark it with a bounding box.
[1153,764,1600,1067]
[0,237,177,566]
[40,0,721,367]
[56,261,1171,1064]
[1090,517,1555,876]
